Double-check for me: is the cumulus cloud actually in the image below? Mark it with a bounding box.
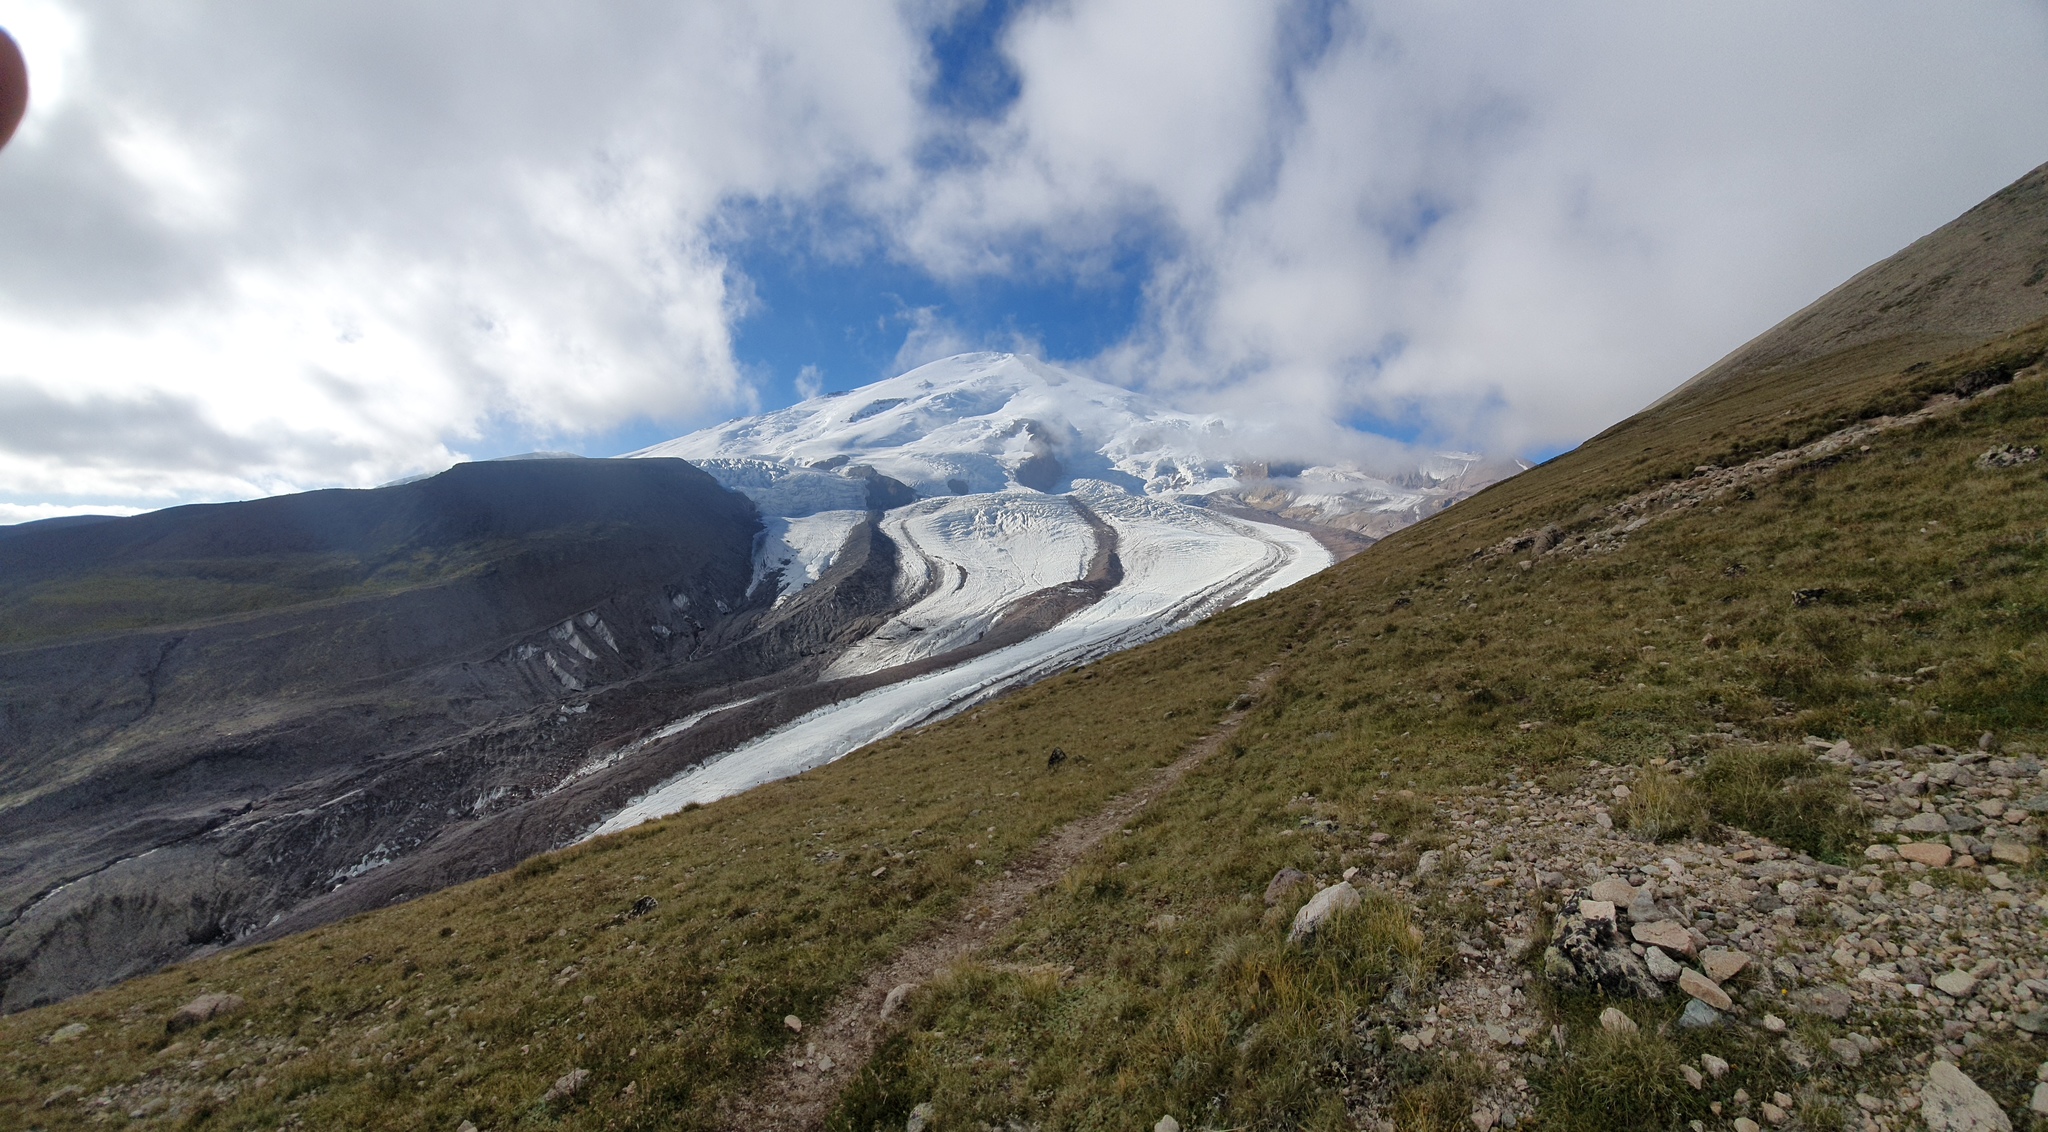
[0,0,927,505]
[901,0,2048,454]
[1,0,2045,511]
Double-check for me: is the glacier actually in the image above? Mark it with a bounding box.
[591,353,1507,831]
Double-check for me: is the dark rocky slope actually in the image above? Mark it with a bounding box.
[0,457,915,1011]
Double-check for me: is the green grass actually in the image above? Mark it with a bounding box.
[1615,769,1713,844]
[1698,749,1866,861]
[2,322,2045,1128]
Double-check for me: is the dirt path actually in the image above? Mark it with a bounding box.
[717,666,1280,1131]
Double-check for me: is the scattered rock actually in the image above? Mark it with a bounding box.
[1701,1053,1729,1078]
[1154,1117,1181,1132]
[1588,877,1637,904]
[906,1101,936,1132]
[167,992,246,1032]
[1865,843,1900,862]
[1700,947,1750,982]
[1599,1006,1638,1035]
[1578,898,1617,924]
[1793,984,1853,1020]
[1902,813,1953,834]
[542,1068,589,1104]
[1921,1061,2013,1132]
[2013,1009,2048,1035]
[1760,1101,1790,1125]
[784,1015,804,1032]
[1644,945,1682,982]
[881,983,917,1021]
[47,1022,88,1044]
[1678,999,1723,1029]
[1682,1064,1704,1088]
[1287,882,1361,943]
[1978,445,2042,470]
[1933,970,1979,998]
[1761,1013,1786,1033]
[457,1122,477,1132]
[1992,840,2033,866]
[1631,920,1695,955]
[1471,1107,1499,1131]
[1830,1037,1864,1067]
[1416,850,1445,878]
[1900,841,1956,867]
[2031,1082,2048,1117]
[1264,867,1310,906]
[1734,1117,1761,1132]
[1678,968,1733,1011]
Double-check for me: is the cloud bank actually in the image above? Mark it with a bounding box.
[0,0,2044,510]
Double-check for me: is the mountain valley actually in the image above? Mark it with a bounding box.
[0,161,2045,1131]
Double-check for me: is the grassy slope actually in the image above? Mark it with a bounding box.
[836,326,2048,1131]
[2,318,2044,1129]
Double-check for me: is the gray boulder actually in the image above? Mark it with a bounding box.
[1288,882,1361,943]
[1920,1062,2013,1132]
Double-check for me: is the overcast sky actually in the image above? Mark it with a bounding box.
[1,0,2045,521]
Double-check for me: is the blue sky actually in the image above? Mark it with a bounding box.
[0,0,2045,518]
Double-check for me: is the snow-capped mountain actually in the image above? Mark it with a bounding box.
[634,352,1512,537]
[593,354,1516,830]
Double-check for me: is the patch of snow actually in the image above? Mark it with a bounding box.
[750,510,866,607]
[551,696,763,794]
[331,844,397,884]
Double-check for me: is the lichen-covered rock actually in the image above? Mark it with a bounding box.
[1545,895,1663,998]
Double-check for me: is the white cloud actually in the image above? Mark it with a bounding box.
[0,502,143,525]
[0,1,928,505]
[898,0,2048,454]
[2,1,2046,513]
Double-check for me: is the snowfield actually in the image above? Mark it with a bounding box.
[588,487,1328,834]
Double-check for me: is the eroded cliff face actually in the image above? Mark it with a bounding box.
[0,457,914,1011]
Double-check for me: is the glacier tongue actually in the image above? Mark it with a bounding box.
[826,492,1101,676]
[587,484,1329,834]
